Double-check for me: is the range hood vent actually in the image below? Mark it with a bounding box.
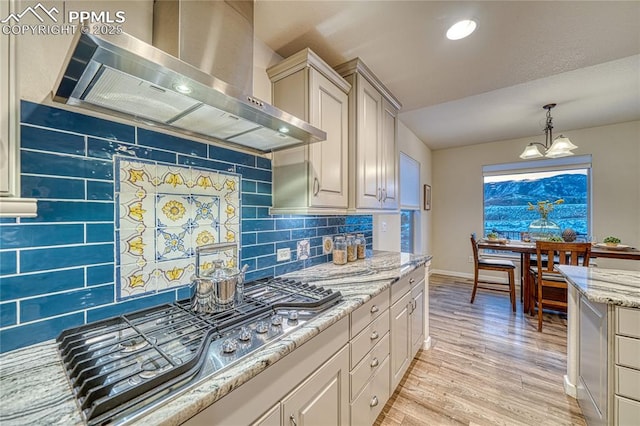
[52,23,325,153]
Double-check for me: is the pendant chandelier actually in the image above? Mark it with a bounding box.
[519,103,577,159]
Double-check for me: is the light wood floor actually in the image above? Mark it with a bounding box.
[375,274,586,426]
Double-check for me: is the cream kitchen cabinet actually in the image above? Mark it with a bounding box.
[614,307,640,425]
[390,265,426,389]
[252,403,282,426]
[410,277,426,356]
[283,345,350,426]
[268,48,351,214]
[184,317,349,426]
[574,298,640,426]
[334,58,401,211]
[349,289,390,425]
[577,296,609,426]
[0,0,36,217]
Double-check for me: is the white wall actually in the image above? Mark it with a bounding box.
[432,120,640,275]
[374,120,433,254]
[17,0,153,103]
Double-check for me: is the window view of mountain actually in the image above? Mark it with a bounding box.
[484,172,589,237]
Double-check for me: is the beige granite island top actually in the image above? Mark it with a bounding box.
[0,251,431,426]
[556,265,640,308]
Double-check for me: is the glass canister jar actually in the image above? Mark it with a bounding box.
[356,233,366,259]
[346,234,357,262]
[332,236,347,265]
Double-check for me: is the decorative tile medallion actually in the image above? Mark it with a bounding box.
[115,157,240,299]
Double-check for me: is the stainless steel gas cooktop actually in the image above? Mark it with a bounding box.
[56,277,342,425]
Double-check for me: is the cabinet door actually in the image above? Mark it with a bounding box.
[309,69,349,208]
[283,345,349,426]
[355,75,383,209]
[1,0,18,197]
[252,403,281,426]
[380,99,398,209]
[390,291,412,389]
[578,296,608,426]
[410,280,425,357]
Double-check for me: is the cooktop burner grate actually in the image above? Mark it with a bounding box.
[56,277,341,425]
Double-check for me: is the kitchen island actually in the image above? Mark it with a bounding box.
[0,251,431,426]
[557,265,640,426]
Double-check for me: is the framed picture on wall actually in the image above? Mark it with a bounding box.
[424,184,431,210]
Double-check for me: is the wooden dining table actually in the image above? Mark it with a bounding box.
[477,239,640,313]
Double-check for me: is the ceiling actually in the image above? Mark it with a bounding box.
[254,1,640,150]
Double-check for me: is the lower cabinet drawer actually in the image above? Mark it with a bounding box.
[350,355,390,426]
[350,332,389,401]
[616,335,640,370]
[616,306,640,339]
[351,310,390,369]
[615,395,640,426]
[351,290,389,339]
[616,365,640,401]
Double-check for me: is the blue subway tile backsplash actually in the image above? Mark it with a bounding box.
[0,100,373,354]
[0,268,85,300]
[0,302,17,327]
[0,224,84,249]
[21,175,86,200]
[21,101,134,142]
[20,125,86,155]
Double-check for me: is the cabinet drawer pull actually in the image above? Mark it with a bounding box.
[370,305,379,314]
[382,188,388,202]
[313,177,320,196]
[370,331,379,340]
[370,395,379,407]
[370,357,379,368]
[409,278,415,284]
[290,414,297,426]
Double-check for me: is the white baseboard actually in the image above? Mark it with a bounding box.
[422,335,432,350]
[564,374,577,398]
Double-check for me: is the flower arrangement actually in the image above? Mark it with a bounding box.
[527,199,564,220]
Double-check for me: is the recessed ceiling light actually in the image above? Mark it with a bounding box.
[173,83,192,94]
[278,126,289,134]
[446,19,477,40]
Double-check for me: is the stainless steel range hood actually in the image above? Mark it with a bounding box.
[51,4,325,153]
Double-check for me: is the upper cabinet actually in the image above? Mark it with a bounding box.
[0,0,37,217]
[335,58,401,211]
[268,48,351,214]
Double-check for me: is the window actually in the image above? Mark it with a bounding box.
[482,155,591,240]
[399,152,420,253]
[400,210,414,252]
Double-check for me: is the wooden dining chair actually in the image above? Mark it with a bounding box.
[530,241,592,331]
[469,233,516,312]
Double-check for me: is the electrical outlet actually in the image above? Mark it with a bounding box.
[277,248,291,262]
[381,221,387,232]
[468,256,474,263]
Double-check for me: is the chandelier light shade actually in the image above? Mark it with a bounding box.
[520,104,577,159]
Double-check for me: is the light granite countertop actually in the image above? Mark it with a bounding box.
[0,251,431,426]
[556,265,640,308]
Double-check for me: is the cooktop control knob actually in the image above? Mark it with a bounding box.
[238,326,252,341]
[255,321,269,334]
[287,310,299,321]
[271,314,283,326]
[222,339,237,353]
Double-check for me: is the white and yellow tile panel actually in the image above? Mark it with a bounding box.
[115,157,240,299]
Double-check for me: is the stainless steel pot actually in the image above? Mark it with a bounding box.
[191,242,248,313]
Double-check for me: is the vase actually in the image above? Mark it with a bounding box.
[528,218,561,241]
